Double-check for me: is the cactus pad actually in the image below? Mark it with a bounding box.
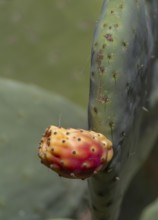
[0,79,87,220]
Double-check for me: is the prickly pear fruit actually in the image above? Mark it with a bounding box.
[38,126,113,179]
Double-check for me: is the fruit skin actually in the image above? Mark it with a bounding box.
[38,126,113,179]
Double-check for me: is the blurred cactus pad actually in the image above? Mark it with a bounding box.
[0,78,87,220]
[0,0,102,107]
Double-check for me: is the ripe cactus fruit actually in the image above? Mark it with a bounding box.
[38,126,113,179]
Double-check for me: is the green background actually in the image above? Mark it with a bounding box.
[0,0,102,107]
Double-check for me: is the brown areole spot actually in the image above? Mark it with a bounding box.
[96,49,104,66]
[45,128,52,138]
[104,33,113,42]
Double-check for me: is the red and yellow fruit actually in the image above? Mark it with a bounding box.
[38,126,113,179]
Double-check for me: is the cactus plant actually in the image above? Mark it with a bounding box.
[119,78,158,220]
[37,0,158,220]
[88,0,158,220]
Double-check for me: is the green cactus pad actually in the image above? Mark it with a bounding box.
[88,0,158,220]
[89,0,155,139]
